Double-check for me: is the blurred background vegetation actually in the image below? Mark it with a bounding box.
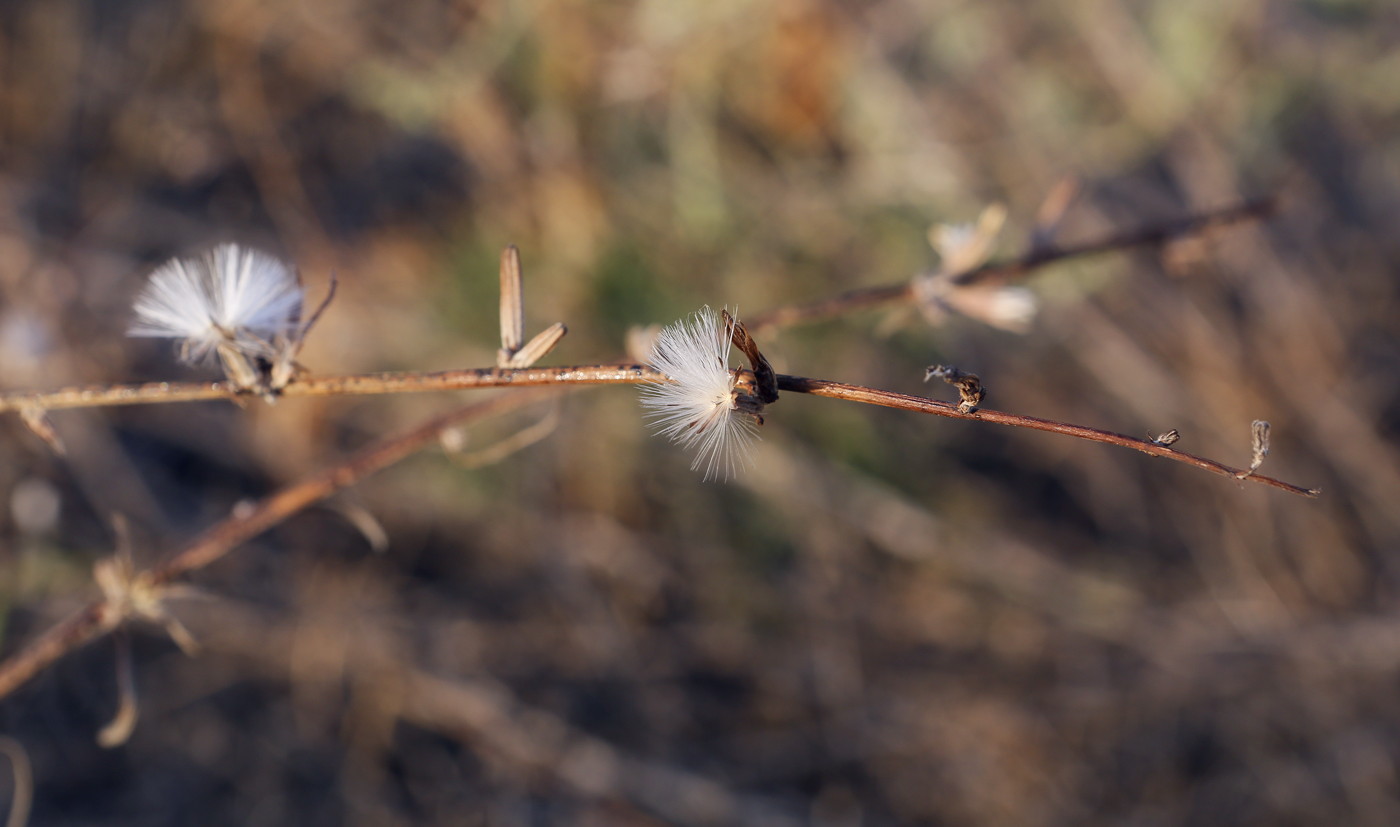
[1,0,1399,823]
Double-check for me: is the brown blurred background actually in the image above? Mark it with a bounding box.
[1,0,1399,824]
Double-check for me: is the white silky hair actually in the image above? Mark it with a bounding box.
[128,244,303,364]
[640,306,758,481]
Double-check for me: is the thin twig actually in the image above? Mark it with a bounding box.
[0,603,110,705]
[445,402,562,470]
[747,195,1279,333]
[149,388,560,585]
[0,388,560,701]
[0,361,1317,503]
[0,366,660,413]
[776,376,1318,498]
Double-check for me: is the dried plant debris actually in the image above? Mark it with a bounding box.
[18,405,64,454]
[1238,419,1271,478]
[96,632,139,748]
[925,365,986,414]
[0,736,32,827]
[723,309,779,404]
[928,203,1007,276]
[1150,429,1181,447]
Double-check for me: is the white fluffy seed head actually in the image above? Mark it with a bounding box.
[128,244,303,365]
[640,306,759,481]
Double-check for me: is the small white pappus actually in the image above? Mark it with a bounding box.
[640,306,759,481]
[128,244,305,392]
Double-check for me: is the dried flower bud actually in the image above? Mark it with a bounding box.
[1235,420,1271,479]
[1249,420,1271,470]
[1150,429,1181,447]
[925,365,986,414]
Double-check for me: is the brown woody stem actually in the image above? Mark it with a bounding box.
[0,366,661,413]
[776,376,1318,498]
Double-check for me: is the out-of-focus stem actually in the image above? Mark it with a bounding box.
[0,389,560,701]
[747,195,1278,333]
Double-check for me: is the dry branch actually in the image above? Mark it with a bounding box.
[0,365,1318,703]
[0,197,1318,703]
[0,365,659,414]
[776,376,1318,498]
[747,195,1278,333]
[0,388,560,701]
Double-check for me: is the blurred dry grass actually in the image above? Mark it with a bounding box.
[1,0,1399,823]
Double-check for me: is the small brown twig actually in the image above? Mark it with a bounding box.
[775,376,1319,499]
[747,195,1279,334]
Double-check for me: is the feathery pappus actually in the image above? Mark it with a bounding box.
[640,306,760,481]
[128,244,325,394]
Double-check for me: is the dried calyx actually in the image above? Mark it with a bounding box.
[722,310,779,406]
[925,364,986,414]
